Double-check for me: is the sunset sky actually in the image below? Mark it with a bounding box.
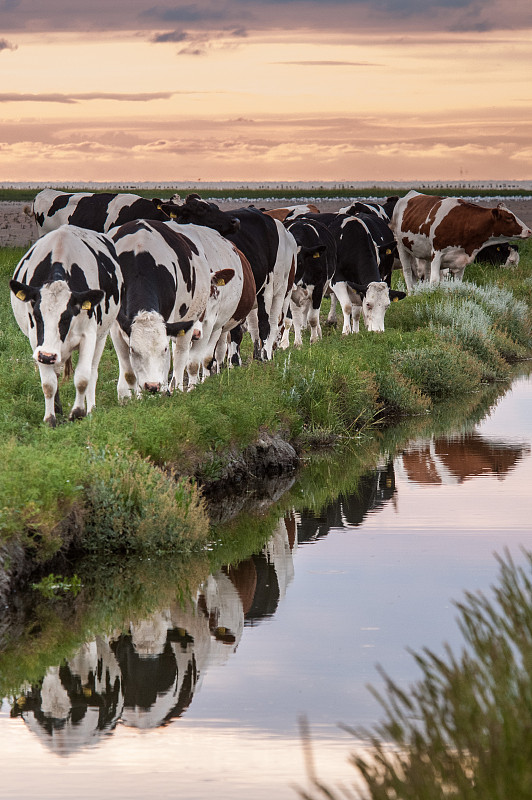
[1,0,531,183]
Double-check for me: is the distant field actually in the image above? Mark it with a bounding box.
[2,186,532,203]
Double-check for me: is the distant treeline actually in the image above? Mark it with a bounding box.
[1,187,532,204]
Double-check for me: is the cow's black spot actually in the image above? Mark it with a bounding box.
[67,193,115,232]
[179,303,187,317]
[49,193,73,216]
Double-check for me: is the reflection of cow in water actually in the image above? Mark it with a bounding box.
[11,518,296,751]
[297,460,396,543]
[399,433,530,485]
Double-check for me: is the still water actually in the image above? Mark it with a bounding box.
[1,372,532,799]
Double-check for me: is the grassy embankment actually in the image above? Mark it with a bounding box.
[1,187,532,204]
[0,236,531,563]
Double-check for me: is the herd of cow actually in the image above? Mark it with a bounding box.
[9,187,532,426]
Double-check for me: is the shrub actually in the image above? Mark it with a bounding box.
[81,447,209,554]
[392,343,484,401]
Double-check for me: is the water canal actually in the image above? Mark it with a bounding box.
[1,369,532,800]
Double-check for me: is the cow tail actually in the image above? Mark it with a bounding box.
[63,356,73,381]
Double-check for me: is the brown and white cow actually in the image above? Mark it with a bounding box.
[390,190,531,292]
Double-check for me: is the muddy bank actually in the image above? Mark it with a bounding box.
[0,432,300,609]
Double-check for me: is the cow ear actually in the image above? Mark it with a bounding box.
[166,320,194,338]
[346,281,368,298]
[389,290,407,302]
[212,268,235,287]
[159,202,182,220]
[10,279,39,303]
[71,289,104,311]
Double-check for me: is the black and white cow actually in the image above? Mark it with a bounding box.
[110,219,212,397]
[280,218,336,348]
[338,196,399,222]
[172,224,256,388]
[158,196,297,361]
[29,189,169,237]
[327,213,406,333]
[474,242,520,268]
[10,225,122,426]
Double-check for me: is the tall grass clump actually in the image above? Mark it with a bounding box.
[391,342,484,401]
[81,447,209,554]
[298,549,532,800]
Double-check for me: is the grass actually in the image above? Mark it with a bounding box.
[1,187,531,203]
[298,549,532,800]
[0,237,531,560]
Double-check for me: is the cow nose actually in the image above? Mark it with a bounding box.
[37,351,58,365]
[230,217,240,231]
[144,382,161,393]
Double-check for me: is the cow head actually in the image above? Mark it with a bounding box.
[295,244,327,286]
[492,204,532,240]
[118,309,193,394]
[346,281,406,332]
[10,279,104,366]
[154,194,240,235]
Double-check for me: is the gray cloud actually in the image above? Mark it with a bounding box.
[0,37,17,52]
[275,60,384,66]
[151,29,189,42]
[0,91,202,104]
[0,0,527,37]
[141,4,228,23]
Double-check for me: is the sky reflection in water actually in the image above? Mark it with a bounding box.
[1,373,532,800]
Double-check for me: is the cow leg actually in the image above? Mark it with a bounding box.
[429,252,443,284]
[83,334,108,415]
[330,283,354,334]
[308,285,323,343]
[227,324,244,367]
[110,323,137,402]
[327,291,338,326]
[171,329,194,391]
[257,283,274,360]
[396,242,418,293]
[290,301,305,348]
[39,363,59,426]
[262,286,286,359]
[70,333,97,420]
[213,330,230,371]
[246,307,262,360]
[279,307,292,350]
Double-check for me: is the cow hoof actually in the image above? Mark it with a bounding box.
[44,415,57,428]
[69,407,87,421]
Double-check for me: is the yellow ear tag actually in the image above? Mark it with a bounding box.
[16,290,26,301]
[217,278,226,286]
[157,204,162,210]
[386,248,392,254]
[170,212,177,219]
[177,328,185,336]
[82,301,92,310]
[393,297,399,302]
[497,246,500,251]
[313,252,320,259]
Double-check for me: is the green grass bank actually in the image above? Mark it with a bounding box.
[2,187,532,203]
[0,239,531,567]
